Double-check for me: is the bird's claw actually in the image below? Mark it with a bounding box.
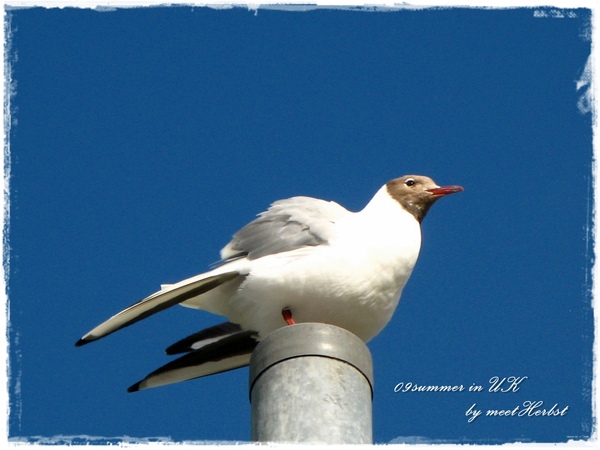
[282,308,296,325]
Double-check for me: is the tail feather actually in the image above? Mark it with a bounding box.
[128,328,258,392]
[75,271,240,346]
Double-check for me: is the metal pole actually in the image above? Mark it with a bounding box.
[249,323,374,444]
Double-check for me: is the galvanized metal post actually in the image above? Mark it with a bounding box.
[249,323,374,444]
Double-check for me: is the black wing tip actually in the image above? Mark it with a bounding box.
[165,346,183,356]
[165,340,187,355]
[75,337,92,347]
[127,382,142,393]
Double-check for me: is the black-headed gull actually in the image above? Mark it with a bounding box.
[76,175,463,391]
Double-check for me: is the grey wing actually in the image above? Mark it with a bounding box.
[220,196,350,262]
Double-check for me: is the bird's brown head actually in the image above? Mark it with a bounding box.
[386,175,464,223]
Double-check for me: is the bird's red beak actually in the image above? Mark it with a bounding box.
[427,185,464,196]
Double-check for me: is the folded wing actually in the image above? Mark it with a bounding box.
[75,271,240,346]
[128,322,258,392]
[220,196,350,262]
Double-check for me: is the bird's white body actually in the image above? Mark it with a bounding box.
[183,185,422,342]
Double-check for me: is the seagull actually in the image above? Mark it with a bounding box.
[76,175,463,392]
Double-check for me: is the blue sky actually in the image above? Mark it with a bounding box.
[5,4,595,445]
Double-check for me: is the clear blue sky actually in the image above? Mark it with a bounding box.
[6,5,594,444]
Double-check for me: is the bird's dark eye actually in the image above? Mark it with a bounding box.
[405,178,415,187]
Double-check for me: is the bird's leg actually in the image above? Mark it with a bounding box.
[282,308,296,325]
